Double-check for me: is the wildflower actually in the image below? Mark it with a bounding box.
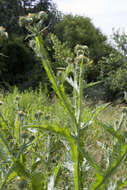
[74,44,89,56]
[19,11,47,27]
[19,16,33,26]
[18,111,26,117]
[37,11,47,20]
[65,57,73,64]
[0,101,3,106]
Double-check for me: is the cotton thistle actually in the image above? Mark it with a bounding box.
[19,11,47,26]
[74,44,88,56]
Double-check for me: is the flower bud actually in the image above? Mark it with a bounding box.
[18,111,26,117]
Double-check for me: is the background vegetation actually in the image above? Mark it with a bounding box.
[0,2,127,189]
[1,0,127,101]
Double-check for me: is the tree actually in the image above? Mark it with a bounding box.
[55,14,111,63]
[0,0,20,33]
[98,31,127,99]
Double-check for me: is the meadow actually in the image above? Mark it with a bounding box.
[0,11,127,190]
[0,87,127,190]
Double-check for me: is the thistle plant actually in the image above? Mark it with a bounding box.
[18,12,109,190]
[10,11,127,190]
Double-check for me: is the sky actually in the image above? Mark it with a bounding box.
[53,0,127,39]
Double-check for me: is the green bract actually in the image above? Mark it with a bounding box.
[19,11,47,27]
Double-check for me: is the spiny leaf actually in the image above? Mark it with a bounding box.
[90,172,104,190]
[24,122,74,143]
[93,145,127,189]
[0,133,12,161]
[48,162,61,190]
[99,121,125,143]
[78,146,104,175]
[35,36,77,128]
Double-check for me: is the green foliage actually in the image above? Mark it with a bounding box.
[0,86,66,189]
[0,0,59,35]
[19,11,127,190]
[54,14,111,64]
[0,35,36,87]
[98,30,127,99]
[0,0,20,34]
[1,10,127,190]
[0,86,127,189]
[49,33,74,68]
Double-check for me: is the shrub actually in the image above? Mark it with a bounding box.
[0,35,36,87]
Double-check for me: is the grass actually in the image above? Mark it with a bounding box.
[0,87,127,189]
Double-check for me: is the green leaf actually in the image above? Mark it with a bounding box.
[99,122,125,143]
[14,115,20,143]
[12,160,31,179]
[79,146,104,175]
[7,171,17,182]
[35,36,77,128]
[90,172,104,190]
[0,133,11,162]
[84,81,102,89]
[0,143,10,162]
[47,162,61,190]
[31,172,43,190]
[117,179,127,189]
[93,144,127,189]
[24,122,73,143]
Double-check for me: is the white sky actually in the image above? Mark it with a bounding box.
[53,0,127,39]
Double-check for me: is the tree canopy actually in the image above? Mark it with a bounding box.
[55,14,112,63]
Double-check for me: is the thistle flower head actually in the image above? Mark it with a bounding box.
[19,16,33,26]
[18,111,26,117]
[37,11,47,20]
[65,57,73,64]
[74,44,88,56]
[19,11,47,26]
